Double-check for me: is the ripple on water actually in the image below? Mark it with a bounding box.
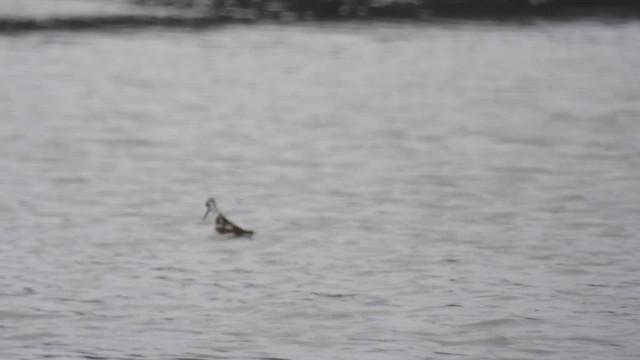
[458,318,521,329]
[435,336,514,347]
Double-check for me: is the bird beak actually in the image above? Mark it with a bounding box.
[202,208,211,221]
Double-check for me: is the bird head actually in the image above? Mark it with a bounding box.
[203,197,218,220]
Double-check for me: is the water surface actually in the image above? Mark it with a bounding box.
[1,21,640,359]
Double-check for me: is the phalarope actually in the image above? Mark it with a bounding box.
[203,197,254,238]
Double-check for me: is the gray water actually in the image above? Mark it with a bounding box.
[1,21,640,360]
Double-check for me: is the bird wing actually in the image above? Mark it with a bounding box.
[215,214,251,236]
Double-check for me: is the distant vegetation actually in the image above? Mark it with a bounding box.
[132,0,640,19]
[2,0,638,33]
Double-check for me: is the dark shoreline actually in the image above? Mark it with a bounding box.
[0,15,235,33]
[2,0,639,34]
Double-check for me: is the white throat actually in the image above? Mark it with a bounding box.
[203,201,220,221]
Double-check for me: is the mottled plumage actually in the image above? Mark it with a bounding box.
[203,198,254,238]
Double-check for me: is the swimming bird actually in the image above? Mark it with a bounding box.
[203,197,254,238]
